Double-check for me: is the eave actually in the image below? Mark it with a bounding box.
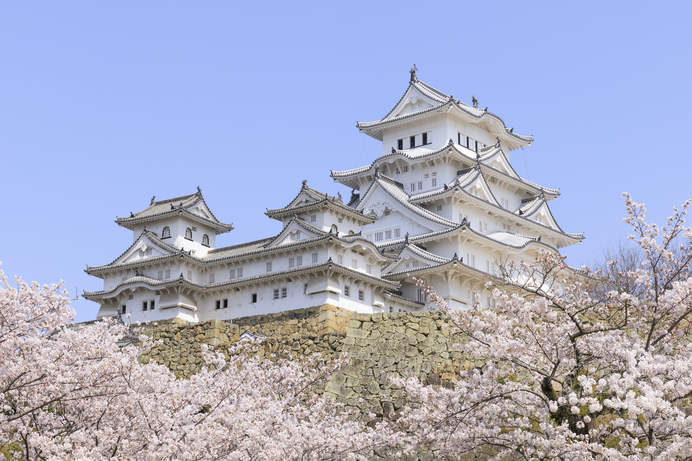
[116,208,233,234]
[265,198,376,225]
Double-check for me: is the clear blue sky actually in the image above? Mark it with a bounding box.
[2,2,691,322]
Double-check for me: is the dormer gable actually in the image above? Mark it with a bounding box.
[458,167,500,207]
[382,243,449,276]
[266,218,326,248]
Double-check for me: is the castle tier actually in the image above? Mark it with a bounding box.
[85,68,583,322]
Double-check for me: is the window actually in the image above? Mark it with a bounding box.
[312,253,318,263]
[385,230,392,239]
[223,299,228,308]
[267,262,272,272]
[237,267,243,277]
[358,290,364,301]
[150,300,155,310]
[422,132,428,145]
[208,273,215,283]
[402,165,409,173]
[467,253,476,267]
[345,286,350,297]
[304,284,308,294]
[158,270,163,280]
[121,305,127,314]
[394,228,400,238]
[397,139,403,150]
[458,132,461,145]
[251,293,257,303]
[466,136,470,149]
[165,269,170,279]
[337,255,343,264]
[384,209,390,216]
[432,178,437,187]
[501,198,509,209]
[289,257,295,268]
[351,259,358,269]
[412,260,419,267]
[475,140,479,152]
[418,181,423,190]
[366,264,371,274]
[202,234,209,246]
[310,215,317,222]
[142,301,148,311]
[185,228,192,240]
[331,224,338,233]
[416,289,427,303]
[215,300,221,310]
[162,227,171,238]
[230,268,236,279]
[273,289,280,300]
[296,256,302,266]
[374,232,383,242]
[187,270,192,280]
[436,205,442,211]
[145,248,152,256]
[281,288,287,298]
[410,183,416,192]
[410,136,415,148]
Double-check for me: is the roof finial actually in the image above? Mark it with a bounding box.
[496,136,501,147]
[404,232,409,244]
[374,166,380,178]
[336,191,342,202]
[170,204,175,210]
[453,252,458,260]
[130,212,134,217]
[150,196,156,205]
[472,95,478,108]
[196,186,201,194]
[302,179,307,187]
[409,64,418,83]
[391,146,396,153]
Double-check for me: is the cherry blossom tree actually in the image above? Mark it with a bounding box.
[397,194,692,460]
[0,264,401,460]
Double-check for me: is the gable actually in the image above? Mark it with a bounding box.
[485,152,518,179]
[357,185,442,235]
[190,203,213,220]
[382,246,446,275]
[115,234,175,266]
[266,219,323,248]
[463,175,500,206]
[531,203,560,230]
[386,87,440,121]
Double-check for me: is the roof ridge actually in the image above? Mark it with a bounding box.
[150,192,200,206]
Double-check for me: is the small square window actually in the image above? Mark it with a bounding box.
[209,273,215,283]
[230,268,236,279]
[374,232,383,242]
[402,166,408,173]
[289,257,295,267]
[121,305,127,314]
[432,178,437,187]
[158,270,163,280]
[223,299,228,308]
[345,286,350,297]
[237,267,243,277]
[312,253,318,263]
[150,300,155,310]
[251,293,257,303]
[422,132,428,145]
[215,300,221,310]
[410,136,415,148]
[385,230,392,239]
[437,205,442,211]
[310,215,317,222]
[397,139,403,150]
[351,259,357,269]
[296,256,302,266]
[273,289,280,300]
[366,264,371,274]
[281,287,287,298]
[304,283,308,294]
[394,228,400,238]
[418,181,423,190]
[165,269,170,279]
[410,183,415,192]
[267,262,272,272]
[358,290,364,301]
[142,301,148,311]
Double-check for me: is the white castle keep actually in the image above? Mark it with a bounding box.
[85,68,583,323]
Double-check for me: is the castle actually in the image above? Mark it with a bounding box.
[84,67,583,323]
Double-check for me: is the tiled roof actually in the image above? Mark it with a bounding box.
[86,230,184,274]
[115,189,233,234]
[265,182,374,223]
[85,260,398,299]
[331,141,559,197]
[359,174,458,228]
[382,291,425,308]
[399,243,450,265]
[357,77,532,147]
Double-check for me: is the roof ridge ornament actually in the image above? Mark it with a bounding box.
[496,137,501,148]
[302,179,307,187]
[196,186,201,194]
[150,196,156,205]
[404,232,409,244]
[374,166,380,179]
[409,64,418,83]
[391,146,396,153]
[472,95,478,108]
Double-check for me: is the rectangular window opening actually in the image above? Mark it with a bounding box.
[251,293,257,303]
[409,136,415,148]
